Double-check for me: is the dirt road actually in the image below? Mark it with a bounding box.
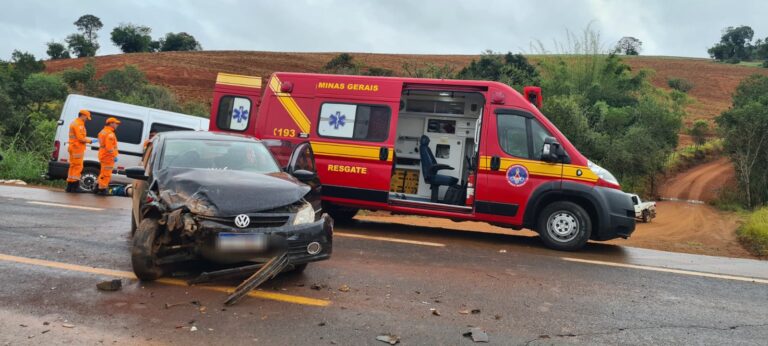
[660,157,734,202]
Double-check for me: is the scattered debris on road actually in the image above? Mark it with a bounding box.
[430,308,441,316]
[224,253,289,305]
[338,284,351,292]
[471,309,481,314]
[190,326,198,332]
[96,279,122,291]
[463,327,489,343]
[376,334,400,345]
[459,309,470,315]
[62,323,75,328]
[498,249,507,253]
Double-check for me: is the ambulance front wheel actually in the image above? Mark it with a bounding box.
[537,201,591,251]
[323,202,358,224]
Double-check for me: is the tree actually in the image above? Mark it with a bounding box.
[74,14,103,44]
[323,53,359,74]
[66,33,97,58]
[21,74,68,112]
[688,119,709,146]
[159,32,202,51]
[46,42,70,60]
[614,37,642,55]
[716,74,768,208]
[111,24,154,53]
[708,26,755,62]
[98,65,148,99]
[457,51,540,90]
[10,51,45,75]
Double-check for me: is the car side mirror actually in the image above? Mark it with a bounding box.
[541,137,564,163]
[292,169,317,182]
[125,166,148,181]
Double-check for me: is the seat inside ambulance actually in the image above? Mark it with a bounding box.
[389,89,484,208]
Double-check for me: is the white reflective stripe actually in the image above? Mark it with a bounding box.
[102,166,114,170]
[71,153,84,159]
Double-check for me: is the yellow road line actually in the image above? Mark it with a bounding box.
[335,232,445,247]
[27,201,104,211]
[0,253,329,307]
[562,257,768,285]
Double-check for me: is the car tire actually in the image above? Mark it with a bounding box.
[131,218,164,281]
[288,263,308,273]
[537,201,591,251]
[130,213,137,237]
[642,210,650,223]
[79,166,100,193]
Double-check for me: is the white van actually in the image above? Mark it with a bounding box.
[47,94,209,191]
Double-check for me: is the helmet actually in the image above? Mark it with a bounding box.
[78,109,92,120]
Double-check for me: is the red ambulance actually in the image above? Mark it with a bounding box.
[209,72,635,251]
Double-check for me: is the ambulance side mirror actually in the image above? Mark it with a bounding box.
[125,166,148,181]
[541,137,564,163]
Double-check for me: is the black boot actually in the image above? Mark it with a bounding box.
[65,182,77,193]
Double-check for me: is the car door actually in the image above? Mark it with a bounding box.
[474,108,563,225]
[287,142,321,210]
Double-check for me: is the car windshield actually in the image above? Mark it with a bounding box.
[160,139,281,173]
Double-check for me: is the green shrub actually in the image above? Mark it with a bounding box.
[737,207,768,256]
[762,60,768,68]
[0,145,47,182]
[668,78,694,93]
[726,57,741,64]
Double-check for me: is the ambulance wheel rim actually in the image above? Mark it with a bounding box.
[546,211,579,243]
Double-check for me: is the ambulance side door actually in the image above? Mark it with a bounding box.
[475,108,563,225]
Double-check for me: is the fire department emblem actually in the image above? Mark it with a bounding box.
[506,164,529,187]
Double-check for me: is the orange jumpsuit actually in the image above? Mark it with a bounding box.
[97,126,118,189]
[67,118,91,183]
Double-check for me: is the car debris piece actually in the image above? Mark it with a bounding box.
[96,279,122,291]
[375,334,400,345]
[471,309,481,314]
[338,284,351,292]
[190,326,198,332]
[188,263,267,285]
[62,323,75,328]
[224,252,289,305]
[430,308,441,316]
[463,327,489,343]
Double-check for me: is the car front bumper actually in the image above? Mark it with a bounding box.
[594,187,636,240]
[196,214,333,265]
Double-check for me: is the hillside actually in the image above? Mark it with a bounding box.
[44,51,768,124]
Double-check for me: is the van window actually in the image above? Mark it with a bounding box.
[497,113,529,158]
[216,96,251,132]
[530,120,553,160]
[317,103,390,142]
[151,123,193,133]
[85,112,143,145]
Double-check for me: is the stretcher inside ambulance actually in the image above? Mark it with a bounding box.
[209,73,636,251]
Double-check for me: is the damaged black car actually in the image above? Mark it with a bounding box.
[126,131,332,282]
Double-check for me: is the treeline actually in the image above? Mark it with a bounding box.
[321,45,684,196]
[708,25,768,66]
[47,14,202,59]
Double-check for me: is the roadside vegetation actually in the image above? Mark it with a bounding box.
[737,207,768,257]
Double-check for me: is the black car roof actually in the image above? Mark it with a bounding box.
[157,131,261,142]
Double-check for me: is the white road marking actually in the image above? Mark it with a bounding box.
[562,257,768,284]
[335,232,446,247]
[27,201,104,211]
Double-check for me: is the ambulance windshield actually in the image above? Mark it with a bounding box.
[160,139,280,173]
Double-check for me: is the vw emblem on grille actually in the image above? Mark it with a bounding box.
[234,214,250,228]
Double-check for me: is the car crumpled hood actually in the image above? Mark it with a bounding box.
[156,168,310,217]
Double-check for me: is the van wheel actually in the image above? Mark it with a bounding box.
[131,218,164,281]
[130,214,137,237]
[323,203,358,223]
[642,210,651,223]
[79,167,100,192]
[537,201,591,251]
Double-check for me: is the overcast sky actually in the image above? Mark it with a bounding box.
[2,0,767,60]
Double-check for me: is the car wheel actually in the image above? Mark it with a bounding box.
[79,167,100,193]
[537,201,591,251]
[130,213,137,237]
[131,218,164,281]
[642,210,650,223]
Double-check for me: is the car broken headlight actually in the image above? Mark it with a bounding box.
[293,202,315,225]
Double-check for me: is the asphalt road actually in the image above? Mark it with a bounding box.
[1,185,767,345]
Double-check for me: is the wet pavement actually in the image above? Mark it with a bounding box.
[1,184,767,345]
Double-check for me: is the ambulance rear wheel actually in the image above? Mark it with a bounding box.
[537,201,591,251]
[131,218,164,281]
[324,203,358,224]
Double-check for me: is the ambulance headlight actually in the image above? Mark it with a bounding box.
[588,160,619,187]
[293,202,315,225]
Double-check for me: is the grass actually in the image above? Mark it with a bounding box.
[737,207,768,257]
[664,138,724,174]
[0,146,61,186]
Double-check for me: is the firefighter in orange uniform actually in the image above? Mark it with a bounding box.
[96,117,121,195]
[66,110,93,193]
